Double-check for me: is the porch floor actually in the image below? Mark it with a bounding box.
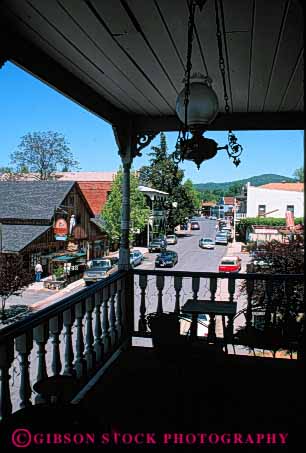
[77,342,304,449]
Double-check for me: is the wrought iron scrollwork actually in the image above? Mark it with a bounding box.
[226,130,243,167]
[134,132,158,157]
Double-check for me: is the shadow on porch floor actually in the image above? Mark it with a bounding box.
[77,343,304,449]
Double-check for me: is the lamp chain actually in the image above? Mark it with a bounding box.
[183,0,197,135]
[215,0,230,114]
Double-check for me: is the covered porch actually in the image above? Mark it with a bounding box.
[0,0,304,449]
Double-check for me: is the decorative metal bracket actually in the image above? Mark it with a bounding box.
[135,132,158,157]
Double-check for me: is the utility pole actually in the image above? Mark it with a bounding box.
[0,223,2,253]
[233,199,236,243]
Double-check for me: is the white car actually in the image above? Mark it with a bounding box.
[199,237,215,249]
[166,234,178,245]
[180,313,209,337]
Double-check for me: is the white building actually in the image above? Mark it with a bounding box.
[246,182,304,218]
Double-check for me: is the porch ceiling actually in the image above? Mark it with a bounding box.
[0,0,304,132]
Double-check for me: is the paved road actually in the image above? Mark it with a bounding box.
[139,217,228,272]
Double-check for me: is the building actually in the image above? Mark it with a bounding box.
[138,185,168,245]
[0,181,107,276]
[246,182,304,218]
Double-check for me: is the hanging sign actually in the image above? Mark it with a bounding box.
[54,218,68,241]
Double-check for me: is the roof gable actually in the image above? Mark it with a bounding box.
[0,181,75,221]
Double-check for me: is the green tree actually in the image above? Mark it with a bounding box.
[101,167,150,244]
[184,179,202,210]
[10,131,79,180]
[293,166,304,182]
[139,133,197,232]
[225,182,242,196]
[0,254,33,318]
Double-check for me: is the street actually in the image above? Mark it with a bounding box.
[139,217,228,272]
[4,217,249,338]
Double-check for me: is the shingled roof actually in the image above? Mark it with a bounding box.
[1,224,51,252]
[0,181,75,221]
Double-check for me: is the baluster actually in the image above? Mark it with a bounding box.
[228,278,235,303]
[94,291,104,364]
[0,341,14,421]
[116,278,123,341]
[85,296,96,374]
[75,302,86,379]
[49,316,63,376]
[109,282,118,348]
[207,314,216,343]
[63,309,75,376]
[15,333,33,409]
[102,286,111,355]
[138,275,148,333]
[210,277,217,301]
[264,279,273,329]
[174,276,183,313]
[156,275,165,314]
[33,324,48,403]
[245,279,254,330]
[192,277,200,301]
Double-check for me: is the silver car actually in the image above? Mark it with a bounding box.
[215,232,228,245]
[199,237,215,249]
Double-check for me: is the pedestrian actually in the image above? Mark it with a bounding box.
[35,261,43,282]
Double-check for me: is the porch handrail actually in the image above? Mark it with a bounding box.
[0,271,129,343]
[133,269,304,281]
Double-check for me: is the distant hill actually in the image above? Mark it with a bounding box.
[194,174,295,192]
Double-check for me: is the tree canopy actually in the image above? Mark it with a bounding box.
[101,167,150,244]
[293,166,304,182]
[139,133,200,232]
[10,131,79,180]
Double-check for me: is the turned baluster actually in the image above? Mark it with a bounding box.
[174,276,183,313]
[85,296,96,374]
[102,286,111,355]
[63,309,75,376]
[75,302,86,379]
[109,282,118,348]
[33,324,49,404]
[207,313,216,343]
[138,274,148,333]
[156,275,165,314]
[264,279,273,329]
[245,279,254,330]
[15,332,33,409]
[210,277,217,301]
[0,340,14,421]
[116,278,123,341]
[49,316,63,376]
[94,291,104,364]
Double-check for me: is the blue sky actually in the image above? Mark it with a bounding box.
[0,62,304,184]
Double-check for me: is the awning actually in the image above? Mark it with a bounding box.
[52,255,79,262]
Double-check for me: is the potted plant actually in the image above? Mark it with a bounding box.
[146,312,181,348]
[52,266,65,281]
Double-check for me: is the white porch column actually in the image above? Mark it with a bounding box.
[119,157,132,271]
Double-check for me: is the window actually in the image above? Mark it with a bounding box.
[286,205,294,214]
[258,205,266,217]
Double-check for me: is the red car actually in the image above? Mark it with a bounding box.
[218,256,241,273]
[191,221,200,230]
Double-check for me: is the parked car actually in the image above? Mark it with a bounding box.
[83,258,117,285]
[180,313,209,337]
[210,216,217,220]
[199,237,215,249]
[132,249,144,261]
[130,251,143,267]
[215,231,228,245]
[190,221,200,230]
[218,256,241,273]
[155,250,178,268]
[148,238,167,253]
[220,227,232,241]
[166,234,178,245]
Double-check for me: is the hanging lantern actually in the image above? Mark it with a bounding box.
[176,74,219,128]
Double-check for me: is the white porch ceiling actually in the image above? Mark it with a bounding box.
[0,0,304,131]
